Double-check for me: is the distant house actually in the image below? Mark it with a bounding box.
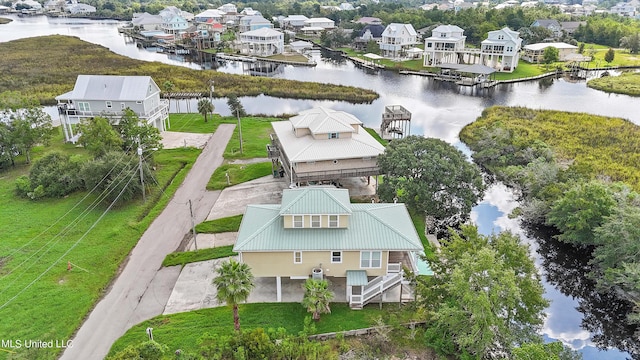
[66,3,96,15]
[531,19,562,39]
[160,6,193,22]
[281,15,309,30]
[194,9,225,23]
[55,75,169,143]
[238,15,273,33]
[304,17,335,29]
[0,5,10,13]
[233,187,425,308]
[132,13,163,31]
[610,2,637,17]
[480,27,522,72]
[522,42,578,63]
[161,11,189,34]
[560,21,586,35]
[423,24,466,66]
[355,16,382,25]
[240,7,261,16]
[353,24,385,50]
[13,0,42,11]
[380,23,418,58]
[268,107,385,184]
[218,2,237,14]
[289,40,313,53]
[239,28,284,56]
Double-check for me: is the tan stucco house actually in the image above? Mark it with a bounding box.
[233,187,426,309]
[268,107,386,185]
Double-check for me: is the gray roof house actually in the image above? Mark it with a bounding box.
[234,187,426,308]
[267,107,386,185]
[55,75,169,143]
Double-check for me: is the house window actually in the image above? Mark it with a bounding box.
[311,215,321,228]
[361,251,381,268]
[136,101,143,104]
[328,132,339,139]
[294,251,302,264]
[293,215,303,228]
[427,42,432,48]
[331,251,342,263]
[77,102,90,112]
[328,215,338,228]
[120,103,126,109]
[106,101,112,109]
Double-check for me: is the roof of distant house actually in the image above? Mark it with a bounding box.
[355,16,382,24]
[359,24,385,38]
[55,75,157,101]
[240,27,283,37]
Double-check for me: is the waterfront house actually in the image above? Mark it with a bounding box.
[268,107,385,185]
[522,42,578,63]
[304,17,335,29]
[66,3,96,15]
[55,75,169,143]
[380,23,418,58]
[280,15,309,30]
[132,13,163,31]
[480,27,522,72]
[423,24,466,66]
[239,28,284,56]
[233,187,425,308]
[238,15,273,33]
[353,24,385,51]
[194,9,225,23]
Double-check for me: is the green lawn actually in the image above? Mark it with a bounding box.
[365,127,389,146]
[195,214,243,233]
[108,303,387,357]
[207,162,273,190]
[493,61,550,80]
[162,245,237,267]
[586,48,640,68]
[587,71,640,96]
[0,134,200,360]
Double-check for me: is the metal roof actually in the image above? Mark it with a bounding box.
[240,28,283,37]
[432,24,464,34]
[290,107,360,134]
[524,42,578,51]
[234,189,424,252]
[55,75,157,101]
[280,187,352,215]
[347,270,369,286]
[383,23,417,37]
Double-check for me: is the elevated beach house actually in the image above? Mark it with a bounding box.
[379,23,418,59]
[233,187,425,308]
[267,107,385,185]
[56,75,169,143]
[480,27,522,72]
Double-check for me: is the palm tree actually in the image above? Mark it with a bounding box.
[301,278,334,321]
[213,259,254,331]
[197,98,214,123]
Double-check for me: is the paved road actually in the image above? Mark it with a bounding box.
[60,124,235,360]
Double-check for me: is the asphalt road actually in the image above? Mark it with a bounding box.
[60,124,235,360]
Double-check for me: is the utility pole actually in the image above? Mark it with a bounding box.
[237,108,243,154]
[209,79,214,106]
[137,138,145,203]
[189,199,198,250]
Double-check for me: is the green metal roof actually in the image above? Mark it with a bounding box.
[279,187,352,215]
[346,270,368,286]
[234,189,424,252]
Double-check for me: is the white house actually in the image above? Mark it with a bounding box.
[12,0,42,11]
[132,13,163,30]
[66,3,96,14]
[194,9,225,23]
[218,3,237,14]
[480,27,522,72]
[55,75,169,143]
[281,15,309,30]
[423,24,466,66]
[240,7,261,16]
[239,28,284,56]
[522,42,578,63]
[304,17,335,29]
[610,2,637,16]
[380,23,418,58]
[239,15,273,33]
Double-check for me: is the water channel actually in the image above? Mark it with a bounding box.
[1,14,638,359]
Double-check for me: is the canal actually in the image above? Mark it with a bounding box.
[1,14,638,359]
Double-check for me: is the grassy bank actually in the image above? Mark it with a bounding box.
[587,71,640,96]
[0,35,379,105]
[162,245,237,267]
[0,134,200,359]
[207,162,273,190]
[195,214,243,233]
[108,303,386,357]
[461,106,640,191]
[0,17,11,24]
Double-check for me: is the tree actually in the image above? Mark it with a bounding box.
[422,225,548,358]
[542,46,559,64]
[578,42,585,54]
[213,259,254,331]
[620,33,640,54]
[197,98,214,123]
[513,341,582,360]
[604,48,615,64]
[301,278,334,321]
[81,151,150,204]
[78,116,123,157]
[365,40,380,54]
[593,204,640,272]
[377,136,485,232]
[0,122,16,169]
[23,151,83,199]
[10,107,53,163]
[226,94,247,117]
[117,108,163,155]
[546,180,617,246]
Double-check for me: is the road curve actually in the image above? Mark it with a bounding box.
[60,124,236,360]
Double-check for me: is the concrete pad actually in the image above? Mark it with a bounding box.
[186,232,237,251]
[207,176,289,220]
[127,265,182,327]
[161,131,212,149]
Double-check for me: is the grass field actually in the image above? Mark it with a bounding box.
[0,35,379,105]
[195,214,243,233]
[587,71,640,96]
[108,303,387,357]
[207,162,273,190]
[0,134,200,359]
[162,245,237,267]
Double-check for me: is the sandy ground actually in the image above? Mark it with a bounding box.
[160,131,212,149]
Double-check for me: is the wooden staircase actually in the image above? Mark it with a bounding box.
[349,272,403,309]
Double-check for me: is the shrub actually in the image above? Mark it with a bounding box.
[23,151,83,198]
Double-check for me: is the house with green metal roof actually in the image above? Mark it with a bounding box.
[233,187,425,309]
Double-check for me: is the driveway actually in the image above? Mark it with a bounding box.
[60,125,235,360]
